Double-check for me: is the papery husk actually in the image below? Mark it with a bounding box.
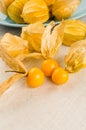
[0,73,26,95]
[0,0,14,14]
[63,20,86,46]
[43,0,55,6]
[0,33,43,72]
[52,0,81,21]
[21,0,49,24]
[7,0,28,23]
[17,52,43,61]
[65,39,86,73]
[41,21,64,59]
[0,44,27,73]
[21,22,45,52]
[0,33,29,58]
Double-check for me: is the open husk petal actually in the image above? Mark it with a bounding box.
[21,22,45,52]
[41,21,64,58]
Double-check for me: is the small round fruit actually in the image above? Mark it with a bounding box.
[52,67,69,84]
[26,67,44,88]
[41,59,59,77]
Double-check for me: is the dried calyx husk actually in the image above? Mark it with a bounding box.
[0,33,29,72]
[0,0,14,14]
[65,39,86,73]
[21,0,49,24]
[0,33,29,58]
[63,19,86,46]
[21,22,45,52]
[7,0,28,23]
[52,0,81,21]
[41,21,65,59]
[0,73,25,95]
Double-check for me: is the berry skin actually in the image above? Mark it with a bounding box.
[41,59,59,77]
[26,67,44,88]
[52,67,69,84]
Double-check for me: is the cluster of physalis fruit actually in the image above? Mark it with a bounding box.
[0,0,81,24]
[27,59,69,88]
[0,19,86,95]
